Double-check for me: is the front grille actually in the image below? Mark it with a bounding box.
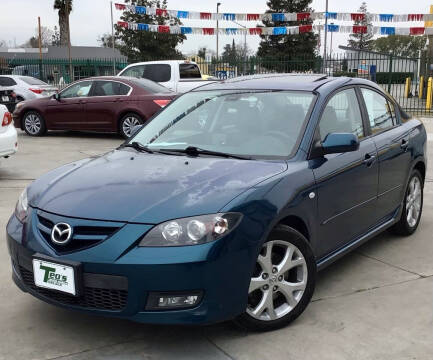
[36,214,120,253]
[19,266,128,311]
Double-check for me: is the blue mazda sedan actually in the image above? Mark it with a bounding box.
[7,74,427,331]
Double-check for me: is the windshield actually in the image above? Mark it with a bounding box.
[131,90,315,158]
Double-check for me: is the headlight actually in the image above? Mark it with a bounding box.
[15,188,28,223]
[139,213,242,247]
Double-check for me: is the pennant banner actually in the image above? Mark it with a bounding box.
[114,4,433,23]
[117,21,433,36]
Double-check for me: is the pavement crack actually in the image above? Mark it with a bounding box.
[203,332,237,360]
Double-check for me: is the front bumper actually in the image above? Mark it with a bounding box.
[6,209,256,325]
[0,124,18,158]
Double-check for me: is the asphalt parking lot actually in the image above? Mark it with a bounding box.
[1,126,432,360]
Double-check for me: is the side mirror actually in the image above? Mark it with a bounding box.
[321,133,359,155]
[53,93,60,101]
[130,124,144,137]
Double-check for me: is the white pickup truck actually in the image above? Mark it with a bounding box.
[118,60,218,93]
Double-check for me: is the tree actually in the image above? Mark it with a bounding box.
[53,0,72,46]
[115,0,186,62]
[347,2,373,50]
[197,47,207,59]
[51,26,61,46]
[257,0,318,65]
[222,39,252,65]
[98,33,122,49]
[372,35,427,58]
[22,26,54,48]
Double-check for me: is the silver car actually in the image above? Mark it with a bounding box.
[0,75,58,101]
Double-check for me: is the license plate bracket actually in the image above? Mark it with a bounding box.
[32,254,82,297]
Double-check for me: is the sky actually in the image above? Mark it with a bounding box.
[1,0,433,55]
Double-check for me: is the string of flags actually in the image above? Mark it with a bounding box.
[117,21,433,36]
[114,3,433,23]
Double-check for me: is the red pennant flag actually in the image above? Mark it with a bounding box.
[203,28,215,35]
[114,3,126,10]
[117,21,128,28]
[410,27,425,35]
[408,14,424,21]
[200,12,212,20]
[158,25,170,33]
[297,13,310,21]
[351,13,365,21]
[353,25,367,34]
[156,8,167,16]
[247,14,260,21]
[299,25,313,33]
[249,27,263,35]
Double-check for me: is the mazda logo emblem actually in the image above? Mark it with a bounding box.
[51,223,73,245]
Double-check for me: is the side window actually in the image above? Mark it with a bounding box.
[142,64,171,82]
[319,88,364,141]
[61,81,92,98]
[361,88,396,133]
[179,64,202,79]
[0,77,17,86]
[91,81,129,96]
[121,65,144,79]
[117,83,131,95]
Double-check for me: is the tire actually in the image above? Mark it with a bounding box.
[119,113,143,139]
[235,225,316,331]
[390,169,424,236]
[23,111,47,136]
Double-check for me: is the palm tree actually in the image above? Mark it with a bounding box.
[53,0,72,46]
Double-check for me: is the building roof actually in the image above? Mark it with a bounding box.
[0,46,127,60]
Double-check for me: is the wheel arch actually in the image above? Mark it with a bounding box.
[413,160,426,183]
[277,215,310,242]
[21,109,43,130]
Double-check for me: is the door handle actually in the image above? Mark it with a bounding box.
[363,153,376,167]
[401,139,409,150]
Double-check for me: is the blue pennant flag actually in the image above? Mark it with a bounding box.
[272,13,285,22]
[137,23,149,31]
[135,6,146,14]
[226,28,238,35]
[379,14,394,22]
[273,27,287,35]
[328,24,339,32]
[380,27,395,35]
[181,27,192,34]
[223,13,236,21]
[177,11,189,18]
[326,12,337,19]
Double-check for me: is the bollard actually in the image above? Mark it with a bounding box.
[404,77,411,98]
[419,76,424,99]
[426,77,433,110]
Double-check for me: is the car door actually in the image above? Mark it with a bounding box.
[45,80,92,129]
[359,87,413,219]
[312,87,379,258]
[86,80,132,131]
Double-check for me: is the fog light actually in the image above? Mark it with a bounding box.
[145,291,203,310]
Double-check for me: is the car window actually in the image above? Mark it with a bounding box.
[179,63,202,79]
[122,64,171,83]
[19,77,47,86]
[130,78,171,94]
[0,77,17,86]
[319,88,364,141]
[61,81,92,98]
[91,81,131,96]
[361,88,396,133]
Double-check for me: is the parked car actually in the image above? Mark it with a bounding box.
[118,60,218,93]
[0,75,58,101]
[0,89,17,113]
[12,76,176,138]
[0,104,18,161]
[7,74,426,331]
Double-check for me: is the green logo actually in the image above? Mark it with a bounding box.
[40,264,68,286]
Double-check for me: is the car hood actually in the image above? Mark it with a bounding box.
[28,149,287,224]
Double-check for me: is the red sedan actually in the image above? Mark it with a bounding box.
[12,76,176,138]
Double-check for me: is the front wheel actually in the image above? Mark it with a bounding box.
[390,169,424,236]
[236,225,316,331]
[23,111,46,136]
[119,113,143,139]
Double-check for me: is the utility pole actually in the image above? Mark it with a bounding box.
[110,1,116,75]
[216,2,221,59]
[65,0,72,83]
[323,0,329,72]
[329,22,334,59]
[38,16,43,81]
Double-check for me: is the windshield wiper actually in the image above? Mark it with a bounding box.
[162,146,252,160]
[120,142,154,154]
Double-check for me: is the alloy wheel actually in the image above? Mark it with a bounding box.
[406,176,422,227]
[247,240,308,321]
[122,116,141,137]
[24,113,42,135]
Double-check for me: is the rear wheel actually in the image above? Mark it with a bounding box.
[390,169,423,236]
[236,225,316,331]
[119,113,143,139]
[23,111,46,136]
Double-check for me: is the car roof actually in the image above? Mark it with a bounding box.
[124,60,196,67]
[192,73,380,93]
